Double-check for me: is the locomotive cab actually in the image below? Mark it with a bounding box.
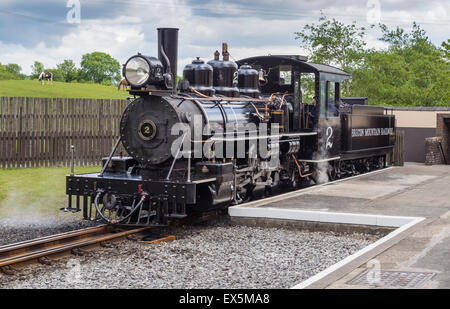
[236,55,350,162]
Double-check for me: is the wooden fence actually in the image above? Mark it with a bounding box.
[0,97,129,168]
[1,97,409,169]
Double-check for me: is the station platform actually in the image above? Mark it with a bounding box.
[230,163,450,288]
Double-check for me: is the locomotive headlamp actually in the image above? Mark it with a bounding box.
[123,54,164,87]
[124,56,150,87]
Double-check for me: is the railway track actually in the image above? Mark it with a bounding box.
[0,167,391,276]
[0,209,224,275]
[0,225,155,274]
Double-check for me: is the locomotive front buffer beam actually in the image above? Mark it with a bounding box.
[65,173,197,226]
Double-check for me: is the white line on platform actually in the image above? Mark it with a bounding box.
[291,216,425,289]
[227,166,427,289]
[228,207,421,227]
[229,206,424,288]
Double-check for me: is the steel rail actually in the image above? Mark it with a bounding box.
[0,225,150,268]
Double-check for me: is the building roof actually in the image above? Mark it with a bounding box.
[387,106,450,111]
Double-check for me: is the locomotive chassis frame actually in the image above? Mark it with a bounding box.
[66,172,207,225]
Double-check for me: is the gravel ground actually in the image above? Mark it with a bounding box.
[0,220,382,289]
[0,216,99,246]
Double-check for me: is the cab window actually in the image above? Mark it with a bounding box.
[300,73,315,103]
[326,81,339,117]
[279,65,292,85]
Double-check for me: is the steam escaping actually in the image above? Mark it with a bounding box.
[312,121,334,184]
[315,161,330,184]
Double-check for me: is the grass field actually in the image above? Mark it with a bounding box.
[0,166,100,218]
[0,80,128,99]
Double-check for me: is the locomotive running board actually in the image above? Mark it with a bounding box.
[208,132,317,142]
[192,177,216,184]
[297,156,341,163]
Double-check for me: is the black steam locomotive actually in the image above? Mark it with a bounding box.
[65,28,396,226]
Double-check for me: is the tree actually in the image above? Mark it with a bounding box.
[295,14,368,95]
[57,59,78,82]
[379,22,429,49]
[0,63,25,80]
[441,39,449,60]
[5,64,22,75]
[350,23,450,107]
[79,52,121,85]
[45,68,65,82]
[31,61,44,79]
[0,64,13,80]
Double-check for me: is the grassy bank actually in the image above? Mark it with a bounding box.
[0,166,100,218]
[0,80,128,99]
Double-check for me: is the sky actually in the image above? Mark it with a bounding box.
[0,0,448,76]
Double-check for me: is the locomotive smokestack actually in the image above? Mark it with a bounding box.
[157,28,179,81]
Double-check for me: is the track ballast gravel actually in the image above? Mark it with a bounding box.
[0,220,381,288]
[0,216,99,246]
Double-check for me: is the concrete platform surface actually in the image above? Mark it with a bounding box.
[246,163,450,288]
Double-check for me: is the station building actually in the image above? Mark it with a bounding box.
[390,107,450,163]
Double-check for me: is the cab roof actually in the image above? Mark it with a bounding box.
[237,55,351,77]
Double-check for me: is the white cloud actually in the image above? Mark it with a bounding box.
[0,0,448,76]
[0,16,146,74]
